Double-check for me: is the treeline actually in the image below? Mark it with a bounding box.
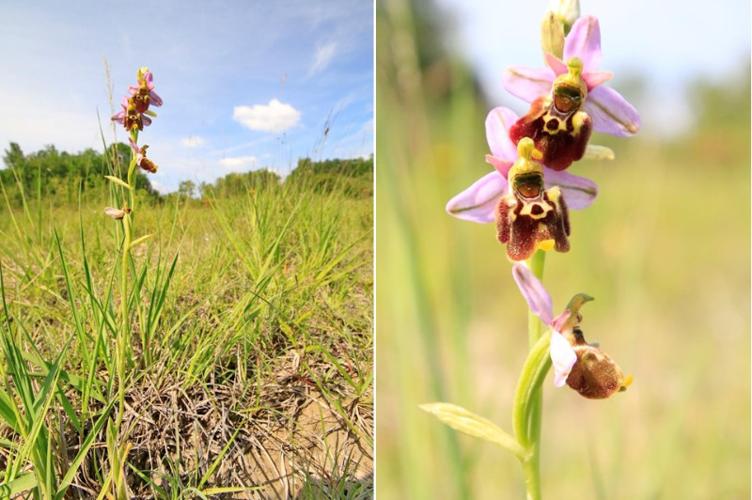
[194,156,373,200]
[0,142,373,207]
[1,142,156,206]
[285,156,373,198]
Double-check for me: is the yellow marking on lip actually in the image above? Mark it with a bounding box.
[519,201,551,219]
[619,373,634,392]
[536,239,555,251]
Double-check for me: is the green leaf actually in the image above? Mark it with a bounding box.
[201,486,263,495]
[198,429,240,489]
[55,400,116,499]
[104,175,130,189]
[129,233,153,249]
[0,472,37,497]
[0,389,20,432]
[420,402,527,460]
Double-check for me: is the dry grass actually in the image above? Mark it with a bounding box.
[0,179,373,498]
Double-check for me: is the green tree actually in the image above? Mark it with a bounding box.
[178,180,197,198]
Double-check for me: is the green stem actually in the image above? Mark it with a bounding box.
[116,214,131,428]
[512,331,552,500]
[126,130,138,217]
[517,250,547,500]
[512,333,550,447]
[527,250,546,346]
[116,130,138,428]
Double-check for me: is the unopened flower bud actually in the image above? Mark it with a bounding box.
[548,0,580,29]
[540,11,565,59]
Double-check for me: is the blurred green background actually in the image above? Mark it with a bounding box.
[376,0,750,498]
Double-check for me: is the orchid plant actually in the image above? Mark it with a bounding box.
[104,66,162,498]
[108,67,162,423]
[422,2,638,498]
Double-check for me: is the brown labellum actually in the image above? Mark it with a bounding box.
[566,343,626,399]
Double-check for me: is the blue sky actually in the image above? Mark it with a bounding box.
[0,1,373,192]
[436,0,750,136]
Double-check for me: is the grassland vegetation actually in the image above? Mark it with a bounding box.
[0,148,373,498]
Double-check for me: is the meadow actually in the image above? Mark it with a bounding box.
[0,152,373,498]
[376,1,750,498]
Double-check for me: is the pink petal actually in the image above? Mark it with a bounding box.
[550,309,573,333]
[542,167,598,210]
[446,171,506,224]
[485,154,513,178]
[111,112,125,123]
[128,137,139,153]
[149,90,163,106]
[485,107,519,161]
[511,263,553,325]
[142,115,152,126]
[563,16,602,71]
[583,85,640,136]
[583,70,613,90]
[544,53,567,75]
[502,66,555,103]
[550,330,577,387]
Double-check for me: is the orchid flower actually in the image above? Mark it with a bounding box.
[503,15,640,139]
[104,206,129,220]
[496,138,570,261]
[128,67,163,113]
[512,262,630,398]
[112,97,152,131]
[129,138,158,173]
[508,58,593,170]
[446,106,597,224]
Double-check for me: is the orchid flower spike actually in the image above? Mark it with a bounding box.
[445,106,597,224]
[503,15,640,140]
[495,139,571,261]
[512,262,631,399]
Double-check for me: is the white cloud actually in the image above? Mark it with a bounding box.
[219,155,257,169]
[233,99,301,133]
[309,41,337,76]
[181,136,205,148]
